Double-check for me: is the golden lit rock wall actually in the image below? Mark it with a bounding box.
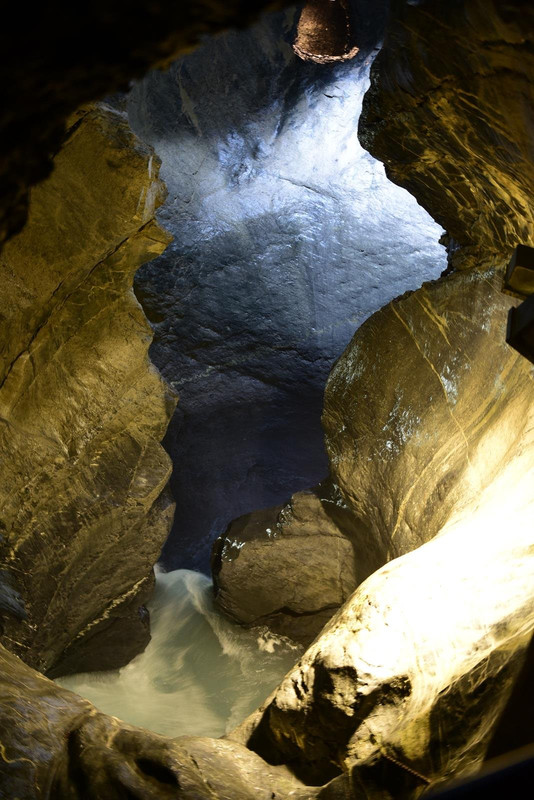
[359,0,534,269]
[323,266,532,564]
[0,106,176,676]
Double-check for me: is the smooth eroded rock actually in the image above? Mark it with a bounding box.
[0,644,316,800]
[233,475,534,792]
[212,488,363,646]
[0,106,176,677]
[359,0,534,269]
[215,266,534,647]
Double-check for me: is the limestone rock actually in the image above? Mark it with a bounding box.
[212,488,363,646]
[0,644,317,799]
[127,4,445,570]
[359,0,534,268]
[0,106,176,677]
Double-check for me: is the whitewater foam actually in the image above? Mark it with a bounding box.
[57,569,302,737]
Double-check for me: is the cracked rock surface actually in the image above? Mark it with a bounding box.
[128,2,445,571]
[0,106,176,677]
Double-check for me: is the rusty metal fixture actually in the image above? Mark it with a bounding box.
[293,0,359,64]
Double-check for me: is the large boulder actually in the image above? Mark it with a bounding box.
[212,487,362,646]
[0,105,176,677]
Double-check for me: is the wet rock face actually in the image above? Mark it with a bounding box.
[0,0,286,250]
[234,357,534,787]
[238,513,533,792]
[213,267,534,651]
[128,3,445,571]
[0,106,176,677]
[323,267,532,562]
[212,488,362,646]
[359,0,534,268]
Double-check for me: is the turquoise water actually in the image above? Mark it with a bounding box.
[57,569,302,737]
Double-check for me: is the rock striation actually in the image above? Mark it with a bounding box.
[0,105,176,677]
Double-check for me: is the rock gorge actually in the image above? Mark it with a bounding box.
[0,1,533,799]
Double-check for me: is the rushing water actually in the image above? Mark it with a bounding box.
[57,569,302,737]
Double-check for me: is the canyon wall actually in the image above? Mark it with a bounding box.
[359,0,534,269]
[219,0,534,791]
[1,1,534,798]
[214,0,534,646]
[0,0,285,249]
[0,106,176,677]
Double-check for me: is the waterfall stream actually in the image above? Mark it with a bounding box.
[57,569,302,738]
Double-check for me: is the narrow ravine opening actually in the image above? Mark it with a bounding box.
[127,3,445,573]
[57,3,446,739]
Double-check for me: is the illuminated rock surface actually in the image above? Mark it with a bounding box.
[214,267,534,638]
[0,644,314,800]
[128,5,445,570]
[1,0,534,798]
[234,483,534,791]
[0,106,176,677]
[0,0,286,248]
[359,0,534,270]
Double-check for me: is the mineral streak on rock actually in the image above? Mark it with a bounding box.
[359,0,534,270]
[0,106,176,677]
